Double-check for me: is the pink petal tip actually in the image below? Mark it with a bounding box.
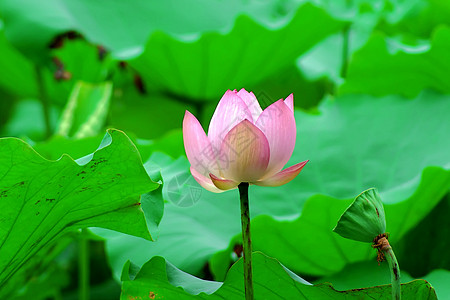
[253,160,308,187]
[209,173,239,191]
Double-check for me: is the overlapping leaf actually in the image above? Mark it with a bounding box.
[246,166,450,276]
[0,0,275,58]
[377,0,450,39]
[130,3,344,100]
[1,0,344,102]
[317,260,450,299]
[121,252,437,299]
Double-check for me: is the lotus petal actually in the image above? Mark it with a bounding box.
[256,99,296,178]
[220,120,270,182]
[253,160,308,187]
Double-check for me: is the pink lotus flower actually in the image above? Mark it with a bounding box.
[183,89,308,193]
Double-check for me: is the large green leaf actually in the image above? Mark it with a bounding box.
[100,91,450,281]
[340,26,450,97]
[32,134,104,161]
[30,132,179,238]
[12,265,70,300]
[268,91,450,206]
[246,64,332,110]
[298,0,386,83]
[0,129,159,293]
[121,252,437,299]
[316,260,450,299]
[422,270,450,300]
[395,194,450,277]
[1,1,343,101]
[1,99,60,141]
[0,232,75,299]
[31,129,184,165]
[377,0,450,39]
[130,3,344,100]
[316,260,413,290]
[0,0,282,59]
[247,166,449,277]
[0,25,36,97]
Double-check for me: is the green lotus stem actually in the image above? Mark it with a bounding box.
[35,65,52,138]
[384,246,401,300]
[53,289,63,300]
[238,182,253,300]
[79,229,90,300]
[340,24,350,78]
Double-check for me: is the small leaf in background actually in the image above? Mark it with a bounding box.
[340,26,450,97]
[334,188,386,243]
[0,129,159,296]
[378,0,450,39]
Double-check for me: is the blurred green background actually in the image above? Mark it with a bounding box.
[0,0,449,299]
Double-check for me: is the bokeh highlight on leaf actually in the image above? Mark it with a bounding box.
[56,81,112,139]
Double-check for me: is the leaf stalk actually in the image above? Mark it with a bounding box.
[79,229,90,300]
[384,245,401,300]
[238,182,253,300]
[35,65,52,139]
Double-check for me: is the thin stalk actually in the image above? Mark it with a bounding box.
[78,229,90,300]
[238,182,253,300]
[384,246,401,300]
[53,289,63,300]
[35,65,52,138]
[195,101,205,126]
[340,24,351,78]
